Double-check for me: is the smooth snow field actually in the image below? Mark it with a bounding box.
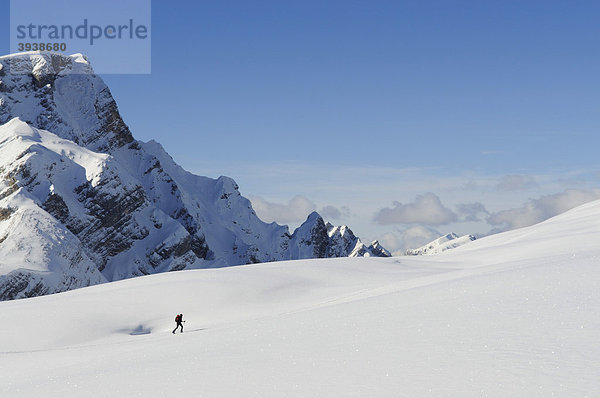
[2,201,600,397]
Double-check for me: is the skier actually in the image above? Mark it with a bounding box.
[172,313,185,334]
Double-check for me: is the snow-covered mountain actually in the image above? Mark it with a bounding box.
[2,199,600,396]
[0,52,389,300]
[286,212,391,260]
[405,232,476,255]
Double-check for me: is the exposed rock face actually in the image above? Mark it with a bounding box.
[286,212,330,259]
[286,212,390,259]
[0,52,389,300]
[0,53,134,151]
[367,240,391,257]
[0,207,14,221]
[0,195,106,301]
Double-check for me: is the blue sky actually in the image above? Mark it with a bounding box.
[2,0,600,252]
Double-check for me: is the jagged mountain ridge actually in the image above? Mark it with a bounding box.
[287,212,391,259]
[405,232,476,256]
[0,52,389,300]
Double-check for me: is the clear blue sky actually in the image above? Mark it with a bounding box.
[113,0,600,172]
[2,0,600,252]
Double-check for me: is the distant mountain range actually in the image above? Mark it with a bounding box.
[0,52,389,300]
[405,233,476,256]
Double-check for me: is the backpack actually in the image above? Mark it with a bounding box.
[175,314,181,322]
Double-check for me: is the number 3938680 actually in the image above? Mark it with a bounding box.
[18,43,67,52]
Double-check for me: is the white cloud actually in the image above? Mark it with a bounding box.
[481,150,511,156]
[456,202,489,222]
[379,232,404,255]
[400,225,443,252]
[496,175,538,191]
[250,195,316,224]
[380,226,443,255]
[319,205,352,221]
[320,205,341,220]
[374,193,457,226]
[461,180,480,191]
[487,189,600,231]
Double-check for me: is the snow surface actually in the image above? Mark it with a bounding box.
[2,200,600,397]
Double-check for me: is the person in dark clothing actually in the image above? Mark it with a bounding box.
[172,313,184,333]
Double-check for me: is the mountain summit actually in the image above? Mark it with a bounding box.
[0,52,389,300]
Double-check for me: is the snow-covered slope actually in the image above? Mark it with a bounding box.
[1,199,600,396]
[406,232,476,255]
[0,52,388,300]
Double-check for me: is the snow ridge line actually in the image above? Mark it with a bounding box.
[275,258,557,318]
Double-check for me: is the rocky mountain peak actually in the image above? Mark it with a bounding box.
[0,52,390,301]
[0,52,134,152]
[286,212,391,260]
[368,240,391,257]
